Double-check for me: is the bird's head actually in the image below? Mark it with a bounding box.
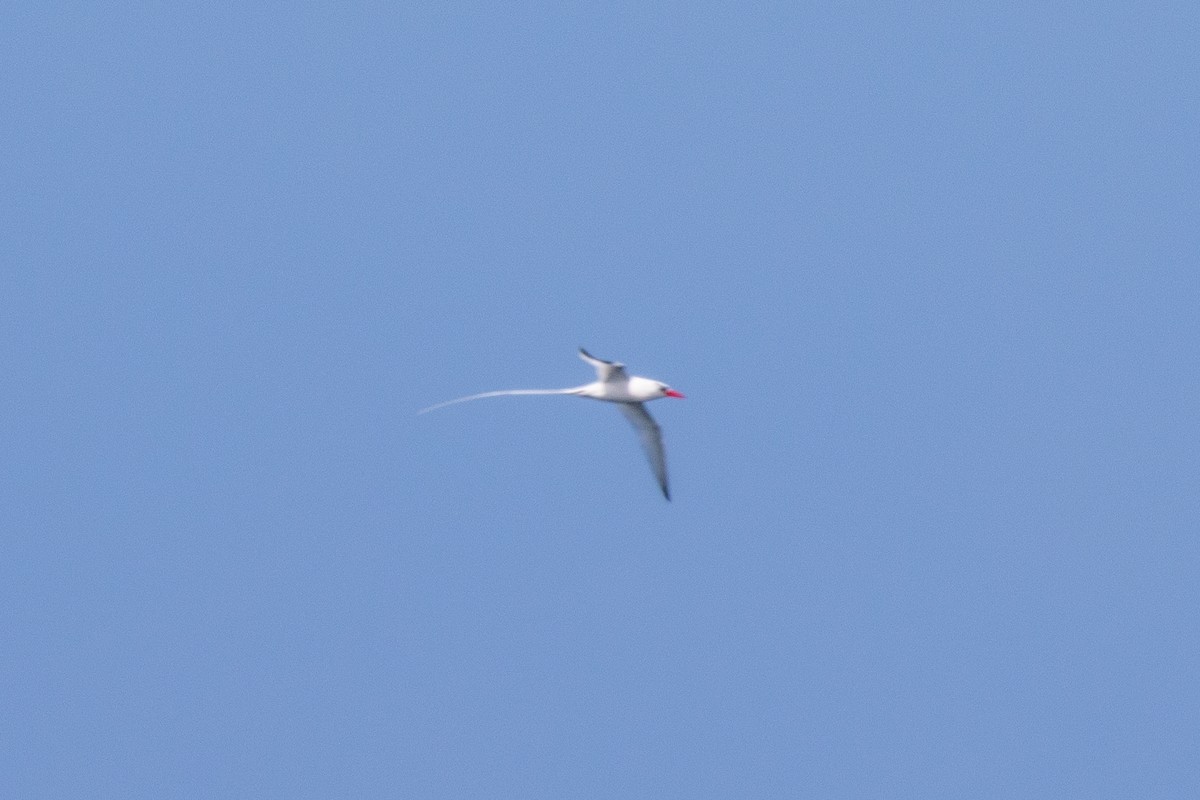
[660,384,685,399]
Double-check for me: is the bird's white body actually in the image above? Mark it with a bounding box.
[574,375,671,404]
[419,348,684,499]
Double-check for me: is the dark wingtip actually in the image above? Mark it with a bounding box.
[662,487,671,501]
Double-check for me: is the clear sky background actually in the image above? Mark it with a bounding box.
[4,3,1198,798]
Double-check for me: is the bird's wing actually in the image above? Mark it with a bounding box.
[578,347,628,383]
[418,388,579,415]
[617,402,670,500]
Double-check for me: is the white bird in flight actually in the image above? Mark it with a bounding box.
[419,348,685,499]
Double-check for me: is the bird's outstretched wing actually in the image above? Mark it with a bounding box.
[418,388,579,415]
[617,402,670,500]
[578,348,628,383]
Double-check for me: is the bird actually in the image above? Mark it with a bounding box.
[419,348,685,500]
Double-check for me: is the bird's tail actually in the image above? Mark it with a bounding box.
[417,387,585,415]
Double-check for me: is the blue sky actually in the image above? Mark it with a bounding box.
[4,3,1198,797]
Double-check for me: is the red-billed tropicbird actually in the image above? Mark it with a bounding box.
[419,348,684,500]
